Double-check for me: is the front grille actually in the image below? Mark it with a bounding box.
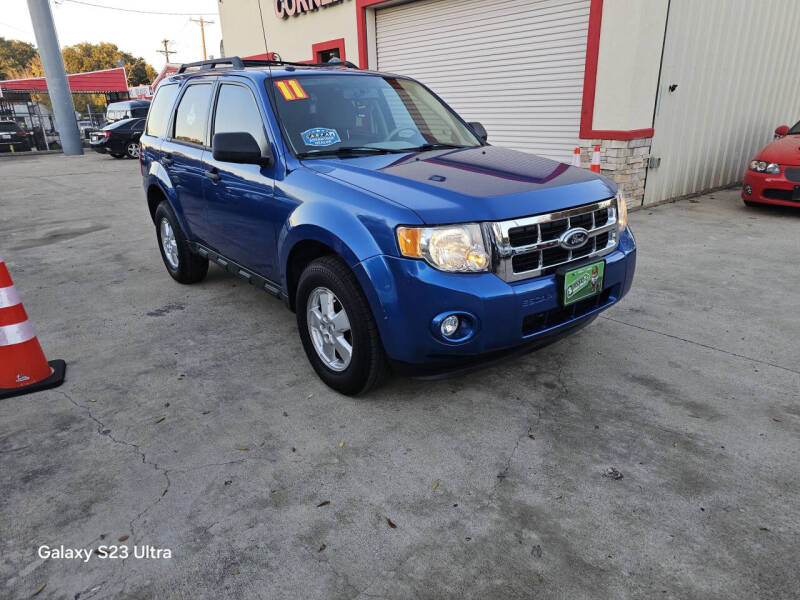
[491,198,620,282]
[784,168,800,182]
[522,286,617,335]
[763,188,797,201]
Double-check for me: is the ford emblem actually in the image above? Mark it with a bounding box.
[559,228,590,250]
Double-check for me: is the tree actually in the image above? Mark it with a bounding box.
[0,37,38,80]
[60,42,157,86]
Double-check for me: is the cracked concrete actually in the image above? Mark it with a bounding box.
[1,154,799,599]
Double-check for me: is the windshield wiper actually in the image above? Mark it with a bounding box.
[297,146,399,158]
[399,143,472,152]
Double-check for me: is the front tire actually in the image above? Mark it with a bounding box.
[154,201,208,284]
[296,256,388,395]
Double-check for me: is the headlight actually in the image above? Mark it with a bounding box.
[616,191,628,233]
[750,160,780,174]
[397,223,490,272]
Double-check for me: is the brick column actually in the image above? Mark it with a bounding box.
[578,138,651,206]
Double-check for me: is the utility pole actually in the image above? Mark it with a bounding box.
[190,17,214,61]
[26,0,82,155]
[156,39,174,64]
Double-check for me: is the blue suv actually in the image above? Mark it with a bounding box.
[140,58,636,395]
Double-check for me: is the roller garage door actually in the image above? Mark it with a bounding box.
[375,0,590,162]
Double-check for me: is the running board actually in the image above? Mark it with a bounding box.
[189,242,285,299]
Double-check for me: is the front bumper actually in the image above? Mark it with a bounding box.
[742,169,800,207]
[354,227,636,368]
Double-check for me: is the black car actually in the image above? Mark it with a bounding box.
[90,117,144,159]
[0,120,32,152]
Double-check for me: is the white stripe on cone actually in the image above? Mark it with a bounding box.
[0,320,36,346]
[0,285,21,309]
[571,148,581,167]
[591,146,601,172]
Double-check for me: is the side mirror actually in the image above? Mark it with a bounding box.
[212,132,273,166]
[469,121,488,143]
[774,125,789,137]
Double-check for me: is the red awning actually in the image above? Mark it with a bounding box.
[0,67,128,93]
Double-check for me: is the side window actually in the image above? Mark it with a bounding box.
[172,84,213,145]
[145,84,179,137]
[212,84,268,148]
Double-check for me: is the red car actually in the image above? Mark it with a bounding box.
[742,121,800,207]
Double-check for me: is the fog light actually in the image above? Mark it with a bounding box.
[440,315,460,337]
[744,184,752,195]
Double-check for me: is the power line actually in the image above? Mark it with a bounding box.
[55,0,217,16]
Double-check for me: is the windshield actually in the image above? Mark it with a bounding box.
[269,74,481,157]
[0,122,18,132]
[788,120,800,135]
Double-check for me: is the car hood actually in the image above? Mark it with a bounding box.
[754,134,800,164]
[302,145,617,223]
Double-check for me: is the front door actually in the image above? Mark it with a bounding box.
[203,81,281,280]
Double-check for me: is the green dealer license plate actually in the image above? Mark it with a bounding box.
[562,260,605,306]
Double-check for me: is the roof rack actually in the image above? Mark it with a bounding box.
[176,57,244,73]
[242,58,360,70]
[175,56,360,76]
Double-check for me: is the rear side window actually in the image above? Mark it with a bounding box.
[146,84,178,137]
[212,84,267,148]
[172,84,213,145]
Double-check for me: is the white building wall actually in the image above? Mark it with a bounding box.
[645,0,800,204]
[592,0,668,131]
[217,0,359,62]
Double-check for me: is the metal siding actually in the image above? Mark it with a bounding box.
[645,0,800,204]
[375,0,590,162]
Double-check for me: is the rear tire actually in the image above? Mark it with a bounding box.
[296,256,388,395]
[125,141,139,159]
[154,201,208,284]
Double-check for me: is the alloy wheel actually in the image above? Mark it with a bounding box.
[159,218,179,269]
[306,287,352,371]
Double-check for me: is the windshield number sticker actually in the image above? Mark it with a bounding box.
[275,79,308,101]
[301,128,341,147]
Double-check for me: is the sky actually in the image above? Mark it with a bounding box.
[0,0,223,74]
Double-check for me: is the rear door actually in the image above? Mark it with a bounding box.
[140,82,180,177]
[162,81,214,241]
[202,80,280,279]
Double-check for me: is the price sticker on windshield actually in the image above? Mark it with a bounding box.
[275,79,308,101]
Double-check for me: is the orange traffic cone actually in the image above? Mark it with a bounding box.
[0,254,65,400]
[590,145,601,173]
[571,147,581,167]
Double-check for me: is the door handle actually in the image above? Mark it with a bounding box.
[162,156,173,166]
[204,169,221,182]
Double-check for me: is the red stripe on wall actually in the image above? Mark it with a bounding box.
[579,0,654,140]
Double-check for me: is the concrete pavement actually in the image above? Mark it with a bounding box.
[1,153,798,599]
